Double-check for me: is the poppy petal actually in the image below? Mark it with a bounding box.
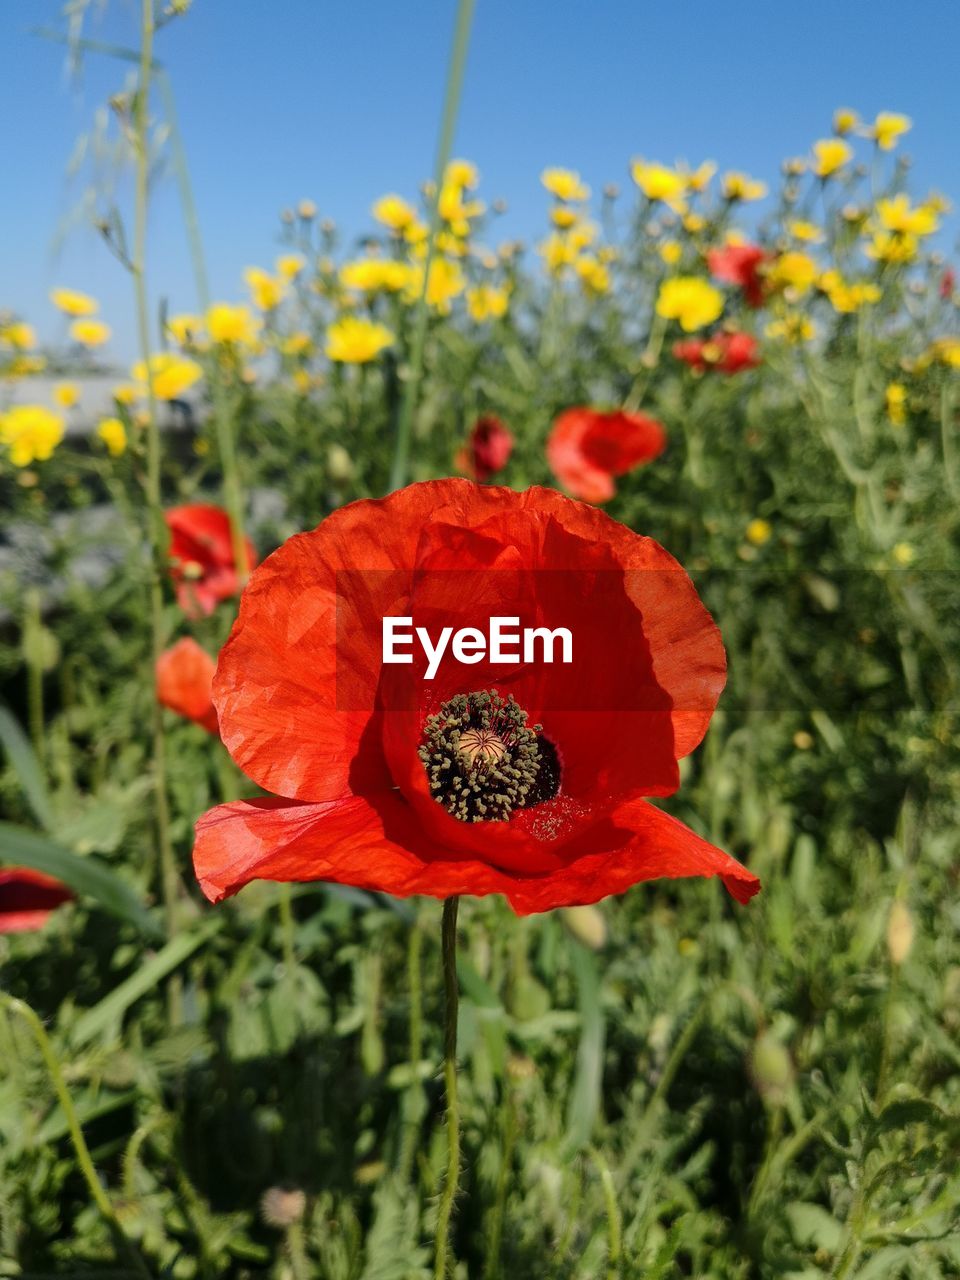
[192,792,759,913]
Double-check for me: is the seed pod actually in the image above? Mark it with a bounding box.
[562,904,608,950]
[887,900,915,966]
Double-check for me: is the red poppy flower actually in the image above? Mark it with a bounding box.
[546,408,667,504]
[673,331,761,375]
[157,637,219,734]
[707,242,768,308]
[193,480,759,914]
[941,268,956,301]
[456,416,514,481]
[0,867,74,933]
[166,505,258,617]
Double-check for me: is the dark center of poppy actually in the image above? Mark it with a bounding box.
[418,689,560,822]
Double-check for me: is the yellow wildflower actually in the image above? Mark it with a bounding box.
[541,168,590,201]
[1,322,36,349]
[373,193,418,232]
[819,272,881,313]
[833,107,859,135]
[206,303,261,346]
[682,160,716,192]
[244,267,285,311]
[659,240,682,266]
[5,355,45,377]
[444,159,479,190]
[297,199,317,219]
[97,416,127,456]
[50,288,98,317]
[568,221,598,252]
[766,313,815,344]
[885,383,907,426]
[868,112,911,150]
[276,254,305,280]
[539,232,578,275]
[405,258,465,312]
[466,284,510,322]
[892,542,915,566]
[281,332,313,357]
[53,382,79,409]
[70,319,111,347]
[631,160,687,211]
[746,519,772,546]
[788,220,824,243]
[341,259,415,293]
[0,405,64,466]
[683,212,706,234]
[875,194,938,237]
[812,138,852,178]
[866,231,918,264]
[574,256,610,295]
[131,352,202,400]
[656,276,724,331]
[113,383,139,405]
[325,316,394,363]
[767,251,818,297]
[722,172,768,202]
[167,313,203,345]
[404,219,429,247]
[550,205,578,229]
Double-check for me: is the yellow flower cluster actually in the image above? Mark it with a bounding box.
[0,404,65,466]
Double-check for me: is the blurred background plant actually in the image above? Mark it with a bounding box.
[1,1,959,1277]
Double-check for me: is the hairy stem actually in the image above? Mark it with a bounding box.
[434,895,461,1279]
[133,0,182,1021]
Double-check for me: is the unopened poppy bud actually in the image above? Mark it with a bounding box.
[506,1054,537,1082]
[562,904,607,950]
[750,1030,794,1107]
[280,208,294,225]
[887,900,915,966]
[260,1187,306,1228]
[327,443,354,482]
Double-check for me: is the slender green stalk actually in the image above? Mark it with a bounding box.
[398,909,425,1184]
[389,0,476,492]
[157,69,250,581]
[23,588,45,765]
[434,895,461,1280]
[1,995,151,1279]
[278,884,296,970]
[483,1089,517,1280]
[133,0,182,1021]
[587,1145,622,1279]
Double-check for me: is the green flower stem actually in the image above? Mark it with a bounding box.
[398,906,425,1184]
[434,895,461,1279]
[133,0,181,1020]
[587,1144,622,1279]
[1,995,151,1279]
[23,588,45,766]
[389,0,476,492]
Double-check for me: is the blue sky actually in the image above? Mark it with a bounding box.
[3,0,959,362]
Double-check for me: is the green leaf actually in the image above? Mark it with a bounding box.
[0,706,54,831]
[0,822,159,938]
[564,942,605,1152]
[70,917,221,1047]
[786,1201,844,1252]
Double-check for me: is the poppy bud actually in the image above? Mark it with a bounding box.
[750,1030,794,1108]
[887,900,915,966]
[260,1187,306,1228]
[327,443,354,482]
[562,905,607,950]
[457,416,513,482]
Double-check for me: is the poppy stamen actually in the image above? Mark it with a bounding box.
[419,689,547,822]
